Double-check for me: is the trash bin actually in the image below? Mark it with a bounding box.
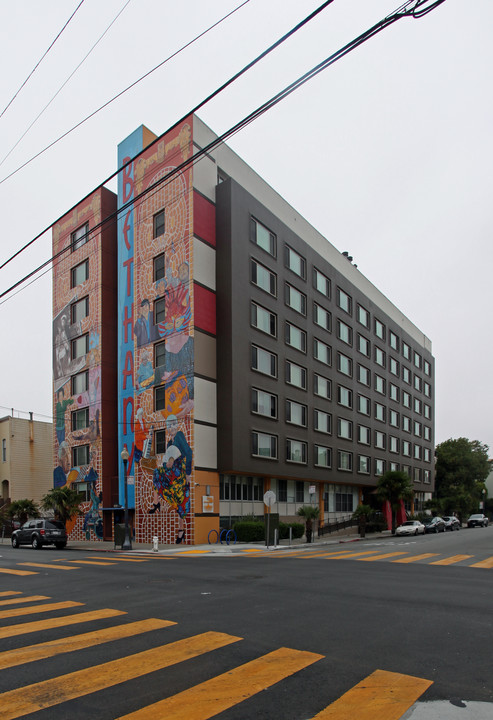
[114,523,126,548]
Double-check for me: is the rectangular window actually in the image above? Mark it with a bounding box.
[357,364,370,387]
[285,284,306,315]
[313,268,330,297]
[414,398,422,414]
[315,445,331,468]
[402,391,411,408]
[252,345,277,377]
[414,351,422,369]
[73,444,90,466]
[286,360,307,389]
[358,455,370,474]
[72,370,88,395]
[155,430,166,454]
[357,305,369,328]
[285,322,306,352]
[71,297,88,325]
[154,253,165,282]
[390,462,399,472]
[390,409,399,427]
[402,341,411,360]
[314,374,331,399]
[414,375,422,392]
[71,334,88,360]
[424,425,431,441]
[336,492,354,512]
[337,288,352,315]
[251,302,276,337]
[390,357,399,376]
[155,297,166,326]
[358,425,370,445]
[251,218,276,256]
[375,374,385,395]
[71,408,89,432]
[389,383,399,402]
[375,459,385,476]
[423,469,431,483]
[338,385,352,408]
[414,468,421,483]
[374,347,385,367]
[414,444,422,460]
[375,402,386,422]
[402,440,411,457]
[314,409,331,434]
[285,246,306,278]
[375,431,386,450]
[71,259,88,288]
[313,303,331,331]
[286,438,307,463]
[337,353,352,377]
[424,381,431,398]
[252,388,277,419]
[251,258,276,296]
[2,438,6,462]
[338,418,353,440]
[357,334,370,357]
[358,395,370,416]
[374,318,385,340]
[155,340,166,369]
[278,479,287,502]
[414,420,422,437]
[389,436,399,453]
[423,447,431,462]
[153,210,165,238]
[424,360,431,376]
[403,415,411,433]
[252,431,277,459]
[295,481,305,503]
[286,400,307,427]
[389,331,399,351]
[338,450,353,471]
[424,403,431,420]
[402,366,411,384]
[314,338,331,365]
[155,386,166,412]
[71,223,89,252]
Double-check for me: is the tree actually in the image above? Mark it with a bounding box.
[7,499,39,525]
[376,471,413,535]
[435,438,492,520]
[296,505,320,543]
[41,486,83,526]
[352,503,372,538]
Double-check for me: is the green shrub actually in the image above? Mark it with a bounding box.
[279,522,304,539]
[233,520,265,542]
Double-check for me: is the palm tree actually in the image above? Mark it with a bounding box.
[7,499,39,525]
[41,486,83,526]
[376,471,413,535]
[297,505,320,543]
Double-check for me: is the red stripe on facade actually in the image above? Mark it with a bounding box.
[194,283,216,335]
[193,191,216,247]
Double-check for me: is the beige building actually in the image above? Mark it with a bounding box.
[1,413,53,506]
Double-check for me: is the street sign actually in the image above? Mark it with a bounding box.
[264,490,276,507]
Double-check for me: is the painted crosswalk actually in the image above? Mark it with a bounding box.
[0,592,432,719]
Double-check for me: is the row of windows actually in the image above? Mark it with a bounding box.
[250,217,432,377]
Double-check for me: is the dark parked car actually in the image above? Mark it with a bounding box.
[11,518,67,549]
[467,514,489,528]
[442,516,461,531]
[423,516,446,534]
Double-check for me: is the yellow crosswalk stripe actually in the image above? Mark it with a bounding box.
[0,618,174,670]
[358,552,409,562]
[17,562,78,570]
[0,631,242,720]
[429,555,473,566]
[67,559,117,566]
[0,568,38,576]
[310,669,432,719]
[84,556,149,562]
[174,550,210,555]
[0,595,50,606]
[116,647,324,720]
[0,591,22,597]
[469,556,493,569]
[393,554,440,564]
[0,608,126,640]
[0,601,82,620]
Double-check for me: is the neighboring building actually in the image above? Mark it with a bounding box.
[52,115,435,544]
[0,413,53,507]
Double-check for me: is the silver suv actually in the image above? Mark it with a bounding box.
[11,519,67,549]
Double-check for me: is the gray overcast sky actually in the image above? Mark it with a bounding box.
[0,0,491,452]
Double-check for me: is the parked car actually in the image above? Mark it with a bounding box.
[467,514,489,528]
[11,518,67,549]
[395,520,425,536]
[442,516,461,531]
[422,517,446,533]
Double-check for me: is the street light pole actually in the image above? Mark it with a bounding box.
[120,444,132,551]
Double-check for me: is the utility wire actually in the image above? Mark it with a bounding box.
[0,0,447,302]
[0,0,86,120]
[0,0,332,267]
[0,0,133,169]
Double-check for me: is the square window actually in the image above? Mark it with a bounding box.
[153,210,165,238]
[252,388,277,419]
[251,259,277,296]
[251,218,276,256]
[338,450,353,471]
[71,259,88,288]
[286,360,307,389]
[71,223,89,252]
[285,246,306,278]
[71,408,89,432]
[286,322,306,352]
[251,302,277,337]
[73,444,90,466]
[286,438,307,463]
[315,445,332,468]
[252,431,278,459]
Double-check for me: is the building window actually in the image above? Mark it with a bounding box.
[2,439,6,462]
[414,375,422,392]
[286,438,307,464]
[285,322,306,352]
[402,440,411,457]
[423,447,431,462]
[390,357,399,376]
[71,408,89,432]
[71,297,89,325]
[358,425,370,445]
[155,386,166,412]
[252,431,277,459]
[251,302,277,337]
[390,462,399,472]
[358,395,370,416]
[414,444,422,460]
[358,455,370,474]
[389,383,399,402]
[389,330,399,351]
[402,367,411,384]
[375,431,386,450]
[155,297,166,327]
[338,418,353,440]
[414,420,422,437]
[286,360,307,389]
[71,223,89,252]
[153,210,165,238]
[252,345,277,377]
[374,374,385,395]
[389,409,399,427]
[313,268,330,297]
[424,403,431,420]
[252,388,277,419]
[337,288,352,315]
[357,364,370,387]
[424,381,431,398]
[357,304,369,328]
[374,318,385,340]
[286,400,307,427]
[295,481,305,503]
[402,415,411,433]
[314,338,331,365]
[337,353,352,377]
[414,351,422,369]
[402,391,411,408]
[423,469,431,483]
[315,445,331,468]
[154,341,166,369]
[285,246,306,278]
[251,259,276,296]
[374,347,385,367]
[357,334,370,357]
[72,370,88,395]
[414,398,422,414]
[375,403,386,422]
[313,303,331,332]
[414,468,421,483]
[338,450,353,471]
[337,320,352,346]
[73,444,90,466]
[389,436,399,453]
[314,374,331,399]
[402,342,411,360]
[71,259,88,288]
[71,334,88,360]
[154,253,165,282]
[375,459,385,476]
[338,385,352,408]
[251,218,276,256]
[285,284,306,315]
[424,360,431,376]
[277,479,287,502]
[314,409,331,434]
[424,425,431,441]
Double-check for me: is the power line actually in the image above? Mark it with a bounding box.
[0,0,86,120]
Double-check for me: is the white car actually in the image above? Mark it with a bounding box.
[395,520,425,536]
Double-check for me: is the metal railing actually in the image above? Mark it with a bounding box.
[318,515,357,537]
